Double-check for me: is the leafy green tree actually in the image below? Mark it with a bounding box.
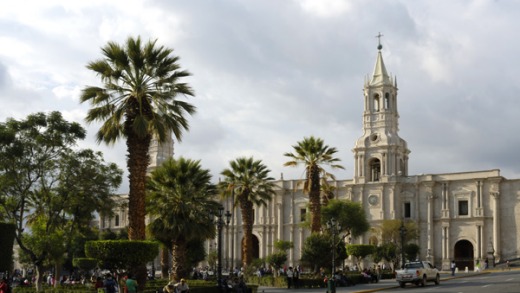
[373,243,397,268]
[379,220,418,244]
[266,252,287,277]
[147,157,220,281]
[377,219,419,269]
[80,36,195,242]
[220,157,276,267]
[0,112,122,291]
[284,136,344,232]
[85,240,159,272]
[300,233,332,273]
[321,199,370,240]
[207,250,218,272]
[346,244,375,270]
[266,240,293,277]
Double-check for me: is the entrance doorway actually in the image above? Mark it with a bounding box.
[454,240,474,271]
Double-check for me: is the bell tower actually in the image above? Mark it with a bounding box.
[353,37,410,184]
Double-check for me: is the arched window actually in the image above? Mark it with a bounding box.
[374,94,380,111]
[384,93,390,109]
[369,159,381,182]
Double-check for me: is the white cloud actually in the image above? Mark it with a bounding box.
[1,0,520,194]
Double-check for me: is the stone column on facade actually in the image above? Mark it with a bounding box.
[299,228,304,264]
[382,152,386,176]
[277,202,283,241]
[491,191,500,261]
[477,225,484,260]
[426,191,435,262]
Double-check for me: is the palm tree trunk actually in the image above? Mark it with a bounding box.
[126,130,150,240]
[240,198,254,268]
[161,246,170,279]
[171,240,189,281]
[126,124,151,290]
[309,165,321,232]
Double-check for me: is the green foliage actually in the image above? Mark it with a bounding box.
[404,243,420,261]
[0,111,123,285]
[378,219,419,244]
[283,136,344,233]
[185,238,207,269]
[206,250,218,271]
[346,244,375,268]
[85,240,159,272]
[321,199,370,238]
[273,240,293,252]
[373,242,397,264]
[300,233,332,272]
[146,157,220,280]
[266,252,287,273]
[0,222,16,272]
[72,258,98,271]
[220,157,276,267]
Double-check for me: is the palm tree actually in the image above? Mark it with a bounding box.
[284,136,344,232]
[80,36,195,241]
[147,157,220,280]
[220,157,276,268]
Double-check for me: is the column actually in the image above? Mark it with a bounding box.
[277,203,283,240]
[427,194,434,258]
[492,192,500,260]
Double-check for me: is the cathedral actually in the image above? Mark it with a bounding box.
[100,44,520,272]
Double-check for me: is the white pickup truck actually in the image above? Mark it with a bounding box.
[395,261,440,288]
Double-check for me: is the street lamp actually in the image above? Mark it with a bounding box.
[399,221,407,269]
[216,206,232,289]
[326,218,341,293]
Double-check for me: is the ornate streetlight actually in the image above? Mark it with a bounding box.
[399,221,407,269]
[216,206,232,289]
[326,218,341,293]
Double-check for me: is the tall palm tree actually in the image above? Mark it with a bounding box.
[284,136,344,232]
[80,36,195,241]
[220,157,276,268]
[147,157,220,280]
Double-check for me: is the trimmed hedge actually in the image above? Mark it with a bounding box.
[85,240,159,271]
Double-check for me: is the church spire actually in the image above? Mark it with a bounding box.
[370,33,392,86]
[352,34,410,184]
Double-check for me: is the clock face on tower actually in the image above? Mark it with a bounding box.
[368,194,379,206]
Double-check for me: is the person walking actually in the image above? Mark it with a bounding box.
[125,274,138,293]
[286,266,294,289]
[450,260,456,276]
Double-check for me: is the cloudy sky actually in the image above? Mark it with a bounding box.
[1,0,519,193]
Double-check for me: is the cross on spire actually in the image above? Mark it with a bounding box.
[376,32,384,50]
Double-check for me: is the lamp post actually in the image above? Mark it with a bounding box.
[326,218,340,293]
[216,206,232,289]
[399,221,407,269]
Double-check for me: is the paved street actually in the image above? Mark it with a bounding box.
[257,269,519,293]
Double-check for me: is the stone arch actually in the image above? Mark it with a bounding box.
[454,239,474,271]
[368,158,381,182]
